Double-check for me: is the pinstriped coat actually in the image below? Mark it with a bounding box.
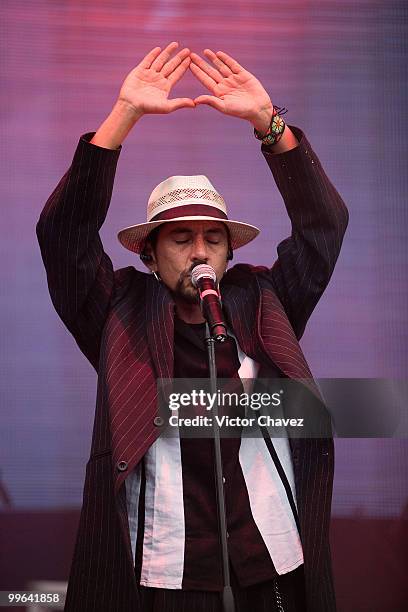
[36,126,348,612]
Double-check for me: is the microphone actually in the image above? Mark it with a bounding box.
[191,264,227,342]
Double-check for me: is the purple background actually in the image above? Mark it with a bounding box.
[1,0,407,518]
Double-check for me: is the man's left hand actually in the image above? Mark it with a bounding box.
[190,49,274,133]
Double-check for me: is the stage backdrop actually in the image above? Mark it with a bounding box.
[0,1,407,523]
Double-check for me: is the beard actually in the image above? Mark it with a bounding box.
[172,270,200,304]
[172,261,213,305]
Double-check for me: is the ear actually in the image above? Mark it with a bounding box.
[139,241,158,272]
[222,254,229,276]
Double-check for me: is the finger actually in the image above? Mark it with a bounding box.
[189,62,218,93]
[203,48,232,78]
[194,95,225,113]
[215,50,244,74]
[162,47,190,78]
[167,98,196,112]
[190,52,222,83]
[140,46,162,69]
[167,56,191,86]
[151,41,179,71]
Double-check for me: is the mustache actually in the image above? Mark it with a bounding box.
[179,261,207,283]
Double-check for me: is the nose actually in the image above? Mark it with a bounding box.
[190,233,208,263]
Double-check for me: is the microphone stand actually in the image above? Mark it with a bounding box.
[205,323,235,612]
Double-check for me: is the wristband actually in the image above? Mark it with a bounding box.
[254,106,287,146]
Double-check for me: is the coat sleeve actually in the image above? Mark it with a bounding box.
[256,125,349,340]
[36,133,129,371]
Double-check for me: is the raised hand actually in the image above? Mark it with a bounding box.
[118,42,195,115]
[190,49,274,133]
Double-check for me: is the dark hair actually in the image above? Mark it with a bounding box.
[139,226,162,263]
[139,223,233,262]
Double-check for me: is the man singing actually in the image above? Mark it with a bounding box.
[37,42,348,612]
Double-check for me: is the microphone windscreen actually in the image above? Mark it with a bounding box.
[191,264,217,287]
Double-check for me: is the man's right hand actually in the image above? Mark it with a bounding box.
[118,42,194,116]
[91,42,194,149]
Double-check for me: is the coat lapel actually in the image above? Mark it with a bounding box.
[258,285,324,402]
[221,277,319,393]
[221,282,260,359]
[221,277,327,459]
[145,275,175,380]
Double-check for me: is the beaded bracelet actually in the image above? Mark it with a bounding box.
[254,105,288,146]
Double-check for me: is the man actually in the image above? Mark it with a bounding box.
[37,43,348,611]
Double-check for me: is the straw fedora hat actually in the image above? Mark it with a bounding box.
[117,175,260,253]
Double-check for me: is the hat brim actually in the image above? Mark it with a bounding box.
[117,216,260,254]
